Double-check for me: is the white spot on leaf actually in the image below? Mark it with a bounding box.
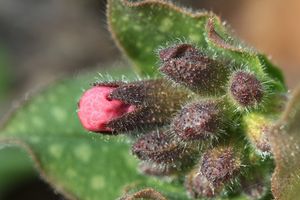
[49,144,63,158]
[74,144,92,163]
[90,175,105,190]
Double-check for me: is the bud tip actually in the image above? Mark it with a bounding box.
[77,86,134,133]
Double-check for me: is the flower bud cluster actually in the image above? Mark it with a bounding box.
[78,43,285,199]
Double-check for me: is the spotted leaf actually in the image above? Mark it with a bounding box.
[0,68,187,200]
[107,0,286,91]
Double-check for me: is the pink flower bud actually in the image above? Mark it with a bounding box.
[77,86,134,133]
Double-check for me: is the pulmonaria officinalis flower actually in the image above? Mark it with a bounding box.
[77,40,286,199]
[78,79,190,133]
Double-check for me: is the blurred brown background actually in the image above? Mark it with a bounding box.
[0,0,300,199]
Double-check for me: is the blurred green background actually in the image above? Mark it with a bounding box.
[0,0,300,199]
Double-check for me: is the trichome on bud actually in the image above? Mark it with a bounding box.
[77,34,285,198]
[78,79,190,133]
[185,168,222,198]
[171,100,225,141]
[132,130,194,164]
[106,79,190,132]
[229,71,264,109]
[200,146,242,186]
[159,43,230,95]
[138,161,180,177]
[118,188,167,200]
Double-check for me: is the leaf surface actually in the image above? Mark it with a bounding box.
[0,69,186,200]
[107,0,285,87]
[270,86,300,200]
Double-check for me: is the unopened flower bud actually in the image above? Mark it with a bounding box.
[79,79,190,133]
[138,161,178,177]
[107,79,190,132]
[77,85,134,133]
[132,130,192,164]
[185,168,222,198]
[159,43,198,62]
[229,71,264,108]
[159,44,229,95]
[118,188,167,200]
[171,100,225,141]
[201,146,241,186]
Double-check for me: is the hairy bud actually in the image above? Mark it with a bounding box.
[229,71,264,108]
[159,43,198,62]
[201,146,241,186]
[159,43,229,95]
[118,188,167,200]
[90,79,190,133]
[185,168,222,198]
[77,85,134,133]
[138,161,179,177]
[132,130,192,164]
[171,100,224,141]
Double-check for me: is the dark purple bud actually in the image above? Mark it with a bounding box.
[171,101,224,141]
[185,169,222,198]
[230,71,264,108]
[138,161,178,177]
[92,79,190,133]
[118,188,167,200]
[159,44,229,95]
[132,130,191,164]
[201,146,241,186]
[159,43,198,62]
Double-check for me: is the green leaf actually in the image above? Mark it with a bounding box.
[258,55,285,85]
[0,147,36,197]
[107,0,285,86]
[107,0,212,75]
[269,86,300,200]
[0,68,188,200]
